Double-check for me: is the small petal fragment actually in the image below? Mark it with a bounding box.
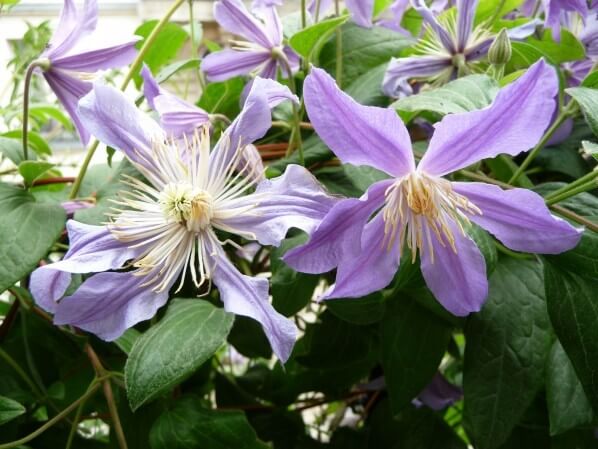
[346,0,374,27]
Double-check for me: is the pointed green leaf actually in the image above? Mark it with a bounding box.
[0,396,26,426]
[290,15,349,61]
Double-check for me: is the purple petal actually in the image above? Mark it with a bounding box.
[208,241,297,362]
[420,220,488,316]
[545,0,589,41]
[54,271,169,341]
[61,200,93,216]
[141,64,162,109]
[465,20,540,61]
[581,12,598,57]
[214,164,339,246]
[29,220,142,311]
[50,36,139,72]
[324,213,400,299]
[43,70,92,144]
[305,67,415,177]
[258,59,279,79]
[210,77,298,177]
[77,82,165,168]
[43,0,97,60]
[202,49,271,82]
[376,0,411,34]
[255,4,283,45]
[308,0,333,18]
[382,55,452,97]
[346,0,374,27]
[417,373,463,410]
[456,0,478,51]
[418,59,558,176]
[453,182,583,253]
[412,0,455,52]
[284,179,391,274]
[214,0,276,48]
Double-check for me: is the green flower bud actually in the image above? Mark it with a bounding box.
[488,29,512,65]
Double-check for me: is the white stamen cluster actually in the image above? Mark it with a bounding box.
[382,172,481,263]
[107,126,266,294]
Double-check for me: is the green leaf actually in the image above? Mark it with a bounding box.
[271,234,319,317]
[198,76,245,118]
[475,0,524,23]
[149,395,268,449]
[18,161,55,185]
[115,328,141,355]
[155,58,201,84]
[133,21,189,88]
[581,71,598,88]
[392,74,499,119]
[0,183,66,292]
[344,63,390,106]
[28,104,73,131]
[544,230,598,413]
[581,140,598,161]
[125,299,234,410]
[509,29,585,70]
[380,298,452,414]
[3,130,51,156]
[546,340,594,435]
[463,258,553,449]
[0,396,25,426]
[327,292,386,326]
[320,23,413,87]
[566,87,598,137]
[290,15,349,61]
[343,164,389,193]
[0,136,26,165]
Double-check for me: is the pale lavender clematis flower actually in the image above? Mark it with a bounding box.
[377,0,411,35]
[202,0,299,82]
[37,0,139,144]
[285,61,582,316]
[543,0,589,41]
[30,78,337,362]
[383,0,538,97]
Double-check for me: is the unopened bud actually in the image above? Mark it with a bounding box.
[488,29,512,65]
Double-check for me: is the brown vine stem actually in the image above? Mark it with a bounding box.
[31,176,75,186]
[85,344,128,449]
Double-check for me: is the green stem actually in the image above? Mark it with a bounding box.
[188,0,197,59]
[508,109,571,185]
[545,179,598,205]
[334,0,342,88]
[488,0,507,24]
[0,347,42,398]
[68,0,186,200]
[0,382,101,449]
[275,52,304,164]
[315,0,322,21]
[22,59,49,162]
[545,169,598,201]
[64,396,87,449]
[301,0,307,28]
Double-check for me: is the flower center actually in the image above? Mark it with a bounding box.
[382,172,481,263]
[159,182,214,232]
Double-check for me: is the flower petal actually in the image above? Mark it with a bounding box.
[202,49,271,82]
[44,70,92,144]
[29,221,142,312]
[54,271,169,341]
[346,0,374,27]
[141,64,161,109]
[456,0,477,51]
[50,36,139,72]
[44,0,98,59]
[305,67,415,177]
[417,373,463,410]
[214,0,275,48]
[308,0,333,18]
[214,164,339,246]
[452,182,583,253]
[77,82,165,167]
[545,0,589,41]
[324,213,400,299]
[418,59,558,176]
[420,220,488,316]
[283,179,391,274]
[382,55,452,97]
[412,0,455,52]
[208,240,297,362]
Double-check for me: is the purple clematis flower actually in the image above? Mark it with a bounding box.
[382,0,538,97]
[377,0,411,35]
[29,78,337,362]
[37,0,139,144]
[543,0,589,41]
[202,0,300,82]
[285,61,582,316]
